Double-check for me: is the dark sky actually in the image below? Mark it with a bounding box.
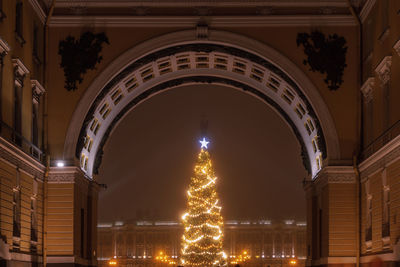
[97,84,307,223]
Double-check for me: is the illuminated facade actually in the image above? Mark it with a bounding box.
[0,1,399,267]
[97,220,306,267]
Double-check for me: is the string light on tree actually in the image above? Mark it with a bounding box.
[181,138,226,266]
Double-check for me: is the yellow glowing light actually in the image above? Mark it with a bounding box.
[108,260,117,266]
[181,147,225,266]
[290,259,298,265]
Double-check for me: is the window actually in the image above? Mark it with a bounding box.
[15,1,25,45]
[364,99,373,146]
[30,180,38,252]
[13,172,21,250]
[14,83,23,146]
[0,38,9,126]
[12,59,29,147]
[32,102,39,146]
[33,26,38,57]
[382,170,390,240]
[382,187,390,237]
[0,0,5,22]
[81,208,85,258]
[380,0,389,37]
[365,180,372,247]
[382,83,390,131]
[31,81,44,155]
[363,19,373,61]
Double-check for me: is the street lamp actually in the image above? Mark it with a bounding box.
[108,259,117,266]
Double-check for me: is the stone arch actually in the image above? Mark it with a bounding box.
[64,30,340,179]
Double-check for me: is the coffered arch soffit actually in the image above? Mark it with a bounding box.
[64,30,340,179]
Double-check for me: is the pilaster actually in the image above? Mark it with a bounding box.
[307,166,357,267]
[46,166,98,267]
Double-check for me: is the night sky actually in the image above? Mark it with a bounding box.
[97,84,307,223]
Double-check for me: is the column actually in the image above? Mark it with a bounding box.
[11,58,29,146]
[0,37,10,127]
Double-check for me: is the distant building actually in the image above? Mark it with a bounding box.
[97,220,306,267]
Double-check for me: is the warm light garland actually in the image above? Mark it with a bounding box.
[181,139,225,266]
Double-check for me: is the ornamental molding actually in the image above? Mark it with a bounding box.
[31,79,45,104]
[360,77,375,103]
[360,250,400,263]
[12,58,30,76]
[55,1,349,8]
[393,39,400,57]
[359,134,400,181]
[0,136,45,180]
[0,36,10,55]
[49,15,355,27]
[12,58,30,87]
[316,256,357,265]
[48,166,90,189]
[196,23,208,39]
[375,56,392,85]
[27,0,46,24]
[359,0,376,22]
[313,166,355,192]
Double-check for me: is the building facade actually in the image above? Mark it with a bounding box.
[97,220,306,267]
[0,1,399,267]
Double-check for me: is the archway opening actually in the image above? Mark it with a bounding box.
[95,84,308,265]
[96,84,307,222]
[70,40,336,180]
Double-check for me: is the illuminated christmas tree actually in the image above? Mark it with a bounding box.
[181,138,226,266]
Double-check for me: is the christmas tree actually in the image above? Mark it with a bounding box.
[181,138,226,266]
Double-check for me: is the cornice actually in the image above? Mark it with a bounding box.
[359,134,400,178]
[27,0,46,24]
[48,166,90,187]
[12,58,30,76]
[31,79,45,93]
[393,39,400,57]
[31,79,45,103]
[360,77,375,103]
[49,15,356,27]
[55,1,348,8]
[0,136,45,180]
[313,166,355,192]
[0,36,10,55]
[359,0,376,22]
[375,56,392,85]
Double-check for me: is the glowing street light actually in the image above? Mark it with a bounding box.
[155,251,176,265]
[108,259,117,266]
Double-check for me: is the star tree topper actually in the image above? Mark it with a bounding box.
[199,137,210,149]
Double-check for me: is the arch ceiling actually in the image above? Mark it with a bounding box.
[64,30,340,179]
